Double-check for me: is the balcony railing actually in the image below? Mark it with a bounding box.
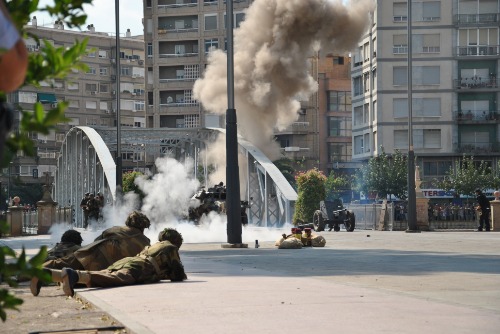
[454,110,499,122]
[158,52,199,58]
[454,13,499,25]
[159,77,197,83]
[158,27,198,34]
[455,45,499,56]
[454,77,499,89]
[456,142,500,154]
[158,2,198,9]
[274,122,309,134]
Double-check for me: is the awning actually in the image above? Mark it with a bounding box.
[37,93,57,103]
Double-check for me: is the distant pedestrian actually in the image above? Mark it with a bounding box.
[475,189,491,231]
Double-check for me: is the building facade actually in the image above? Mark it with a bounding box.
[2,20,146,207]
[352,0,500,186]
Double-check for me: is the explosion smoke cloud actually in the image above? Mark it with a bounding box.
[193,0,373,159]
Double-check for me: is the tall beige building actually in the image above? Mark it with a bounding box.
[352,0,500,186]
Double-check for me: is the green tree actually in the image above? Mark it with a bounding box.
[0,0,93,321]
[356,149,408,200]
[293,168,326,225]
[122,171,145,199]
[436,155,492,202]
[325,170,351,201]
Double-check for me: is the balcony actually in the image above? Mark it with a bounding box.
[279,147,311,159]
[158,78,196,89]
[454,110,499,122]
[159,102,199,115]
[454,13,499,26]
[157,1,198,14]
[274,122,309,135]
[157,53,200,65]
[454,77,499,90]
[157,28,199,39]
[455,142,500,154]
[455,45,499,57]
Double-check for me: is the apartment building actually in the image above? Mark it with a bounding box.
[2,19,146,205]
[352,0,500,186]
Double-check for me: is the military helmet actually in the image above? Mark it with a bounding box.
[158,228,184,249]
[60,229,83,245]
[125,210,151,229]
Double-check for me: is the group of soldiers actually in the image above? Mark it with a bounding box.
[80,192,105,229]
[31,210,186,298]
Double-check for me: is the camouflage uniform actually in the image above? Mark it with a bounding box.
[80,193,90,228]
[43,211,151,271]
[86,194,100,226]
[31,228,186,297]
[87,240,186,287]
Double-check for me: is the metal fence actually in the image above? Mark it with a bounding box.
[19,206,74,235]
[345,203,395,230]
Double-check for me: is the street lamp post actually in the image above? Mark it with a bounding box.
[115,0,123,196]
[407,0,418,232]
[224,0,244,246]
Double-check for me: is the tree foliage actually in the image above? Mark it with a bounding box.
[325,170,351,200]
[0,0,92,321]
[356,150,408,200]
[293,168,326,224]
[435,155,492,201]
[122,171,145,199]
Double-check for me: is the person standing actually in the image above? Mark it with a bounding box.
[80,193,90,229]
[475,188,491,231]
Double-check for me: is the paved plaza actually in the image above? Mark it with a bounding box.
[2,229,500,333]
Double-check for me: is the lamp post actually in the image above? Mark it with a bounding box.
[224,0,244,246]
[115,0,123,196]
[406,0,418,232]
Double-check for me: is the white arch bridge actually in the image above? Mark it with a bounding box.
[54,126,297,228]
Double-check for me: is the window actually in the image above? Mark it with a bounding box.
[423,161,452,177]
[86,67,96,75]
[85,101,97,109]
[204,14,217,30]
[353,76,363,96]
[99,84,109,93]
[393,34,407,54]
[393,98,441,118]
[393,66,440,86]
[328,117,351,137]
[393,2,407,22]
[99,67,108,75]
[327,91,351,111]
[394,130,408,149]
[417,1,440,22]
[147,43,153,58]
[328,118,341,136]
[87,49,96,58]
[224,12,246,29]
[175,45,185,55]
[354,106,363,126]
[354,135,364,154]
[67,83,79,91]
[363,72,370,92]
[205,38,219,53]
[134,101,145,111]
[328,143,351,163]
[85,83,97,92]
[423,129,441,148]
[393,67,407,85]
[121,67,131,76]
[98,50,107,58]
[416,34,440,53]
[333,57,344,65]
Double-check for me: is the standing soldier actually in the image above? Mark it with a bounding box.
[475,188,491,231]
[86,193,100,228]
[80,193,90,229]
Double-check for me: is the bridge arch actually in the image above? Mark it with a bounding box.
[55,126,297,228]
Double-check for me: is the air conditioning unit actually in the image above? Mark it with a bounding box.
[105,110,110,114]
[111,109,116,113]
[111,75,116,81]
[111,58,116,63]
[131,92,137,96]
[284,146,300,152]
[138,60,144,65]
[90,91,97,95]
[111,90,116,95]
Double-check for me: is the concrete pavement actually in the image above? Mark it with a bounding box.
[3,229,500,333]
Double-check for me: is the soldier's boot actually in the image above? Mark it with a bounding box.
[30,269,61,296]
[61,267,91,297]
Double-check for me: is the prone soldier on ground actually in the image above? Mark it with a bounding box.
[31,228,186,297]
[31,211,152,295]
[45,229,83,261]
